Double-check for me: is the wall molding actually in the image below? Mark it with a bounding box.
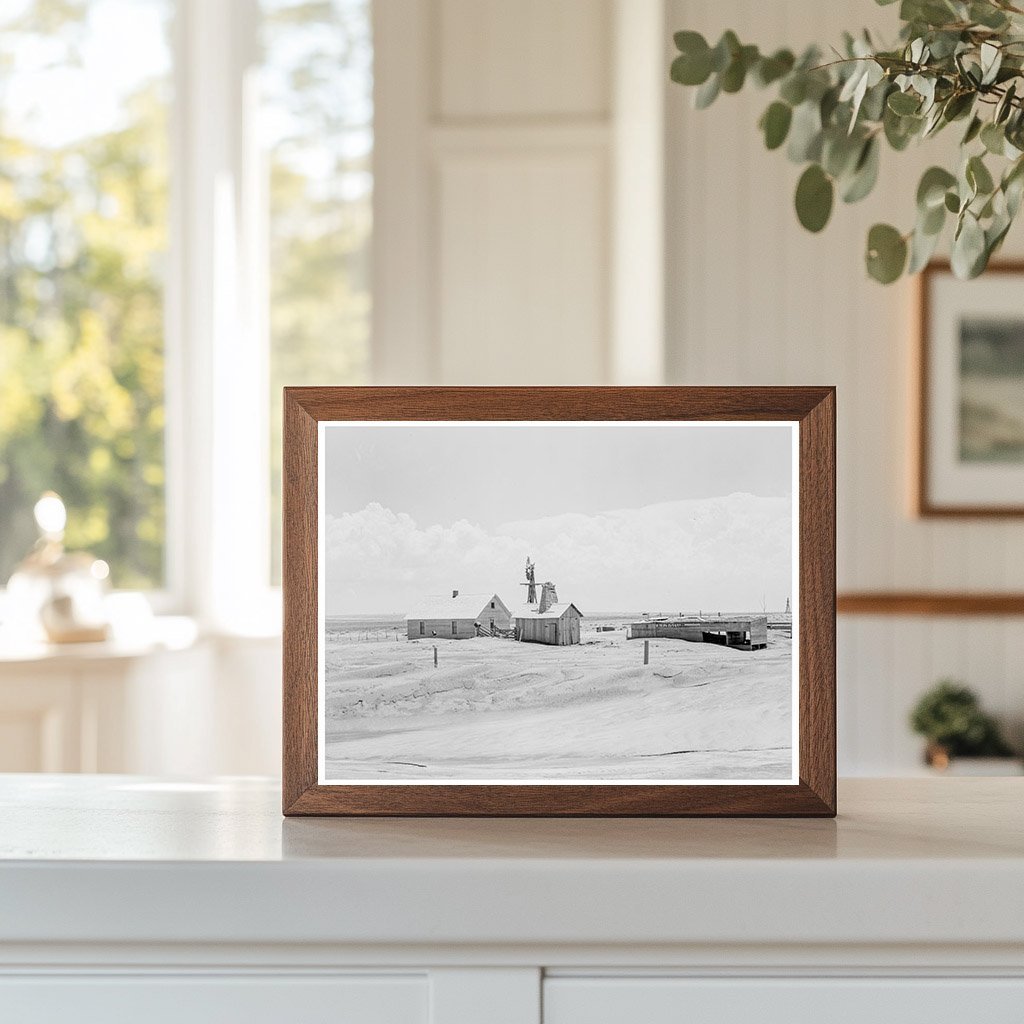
[838,593,1024,616]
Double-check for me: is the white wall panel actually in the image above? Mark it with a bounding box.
[665,0,1024,773]
[437,150,608,384]
[438,0,610,120]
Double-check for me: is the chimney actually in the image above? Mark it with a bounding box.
[539,582,557,613]
[452,589,459,599]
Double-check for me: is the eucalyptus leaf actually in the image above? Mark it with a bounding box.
[866,223,908,283]
[962,115,983,145]
[842,137,880,203]
[888,90,921,115]
[779,73,807,106]
[917,166,957,210]
[795,164,834,232]
[754,49,795,87]
[787,101,823,162]
[951,211,987,278]
[981,121,1006,155]
[760,101,793,150]
[694,73,721,109]
[908,221,942,273]
[967,154,995,195]
[710,31,740,73]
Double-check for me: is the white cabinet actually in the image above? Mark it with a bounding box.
[2,778,1024,1024]
[1,975,428,1024]
[544,978,1024,1024]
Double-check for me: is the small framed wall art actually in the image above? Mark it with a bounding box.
[282,387,836,816]
[918,261,1024,516]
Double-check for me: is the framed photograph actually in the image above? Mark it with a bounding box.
[283,387,835,816]
[918,261,1024,516]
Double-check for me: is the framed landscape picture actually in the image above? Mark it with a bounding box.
[918,261,1024,516]
[282,387,836,816]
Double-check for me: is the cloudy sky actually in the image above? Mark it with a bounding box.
[323,422,795,615]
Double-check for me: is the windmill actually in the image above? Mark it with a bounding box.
[522,557,537,604]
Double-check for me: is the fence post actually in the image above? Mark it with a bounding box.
[643,640,649,665]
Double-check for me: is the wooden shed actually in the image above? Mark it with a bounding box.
[515,583,583,646]
[405,591,511,640]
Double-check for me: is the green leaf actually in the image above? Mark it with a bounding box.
[694,73,721,109]
[917,166,957,210]
[822,128,863,178]
[710,31,740,73]
[944,190,961,213]
[962,115,983,145]
[671,32,713,86]
[884,106,922,150]
[753,49,795,87]
[795,164,834,233]
[842,137,880,203]
[787,101,823,162]
[980,41,1002,86]
[908,221,942,273]
[967,154,995,196]
[996,82,1017,125]
[981,122,1005,155]
[866,223,908,284]
[951,212,987,278]
[942,92,974,123]
[970,1,1009,29]
[888,91,921,115]
[721,44,759,93]
[779,74,807,106]
[760,101,792,150]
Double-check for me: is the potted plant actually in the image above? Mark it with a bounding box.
[909,679,1019,772]
[670,0,1024,283]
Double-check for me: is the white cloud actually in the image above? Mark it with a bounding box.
[325,495,792,615]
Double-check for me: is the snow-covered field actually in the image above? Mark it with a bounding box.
[323,628,794,782]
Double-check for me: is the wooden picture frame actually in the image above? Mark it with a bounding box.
[283,387,836,817]
[917,260,1024,517]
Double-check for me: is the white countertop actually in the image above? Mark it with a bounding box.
[2,775,1023,951]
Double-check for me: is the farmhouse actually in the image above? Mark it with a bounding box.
[515,582,583,646]
[406,591,511,640]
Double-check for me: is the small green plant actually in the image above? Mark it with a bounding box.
[670,0,1024,283]
[909,679,1015,757]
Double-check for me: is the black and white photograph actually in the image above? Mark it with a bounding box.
[318,420,798,784]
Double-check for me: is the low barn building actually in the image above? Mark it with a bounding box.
[515,582,583,646]
[406,591,511,640]
[627,616,768,651]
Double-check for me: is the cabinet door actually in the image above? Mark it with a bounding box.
[0,974,428,1024]
[544,977,1024,1024]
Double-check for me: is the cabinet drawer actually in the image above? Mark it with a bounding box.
[0,974,428,1024]
[544,977,1024,1024]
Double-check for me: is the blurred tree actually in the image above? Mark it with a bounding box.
[0,0,170,588]
[263,0,372,581]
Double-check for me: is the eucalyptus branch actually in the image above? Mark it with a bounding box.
[670,0,1024,283]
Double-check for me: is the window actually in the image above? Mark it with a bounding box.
[419,620,424,635]
[262,0,372,582]
[490,601,495,609]
[451,620,457,636]
[0,0,373,620]
[0,0,172,589]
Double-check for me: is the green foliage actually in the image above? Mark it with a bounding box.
[670,0,1024,283]
[909,680,1015,756]
[0,4,168,587]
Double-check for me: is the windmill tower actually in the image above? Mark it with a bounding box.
[522,557,537,604]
